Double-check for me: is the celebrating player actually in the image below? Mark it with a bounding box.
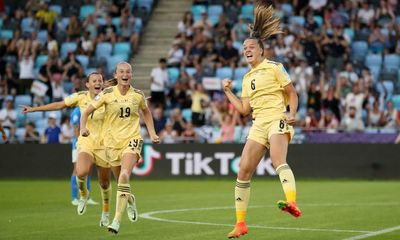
[22,73,113,226]
[80,62,159,234]
[222,2,301,238]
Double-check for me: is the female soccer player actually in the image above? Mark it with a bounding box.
[22,73,114,227]
[80,62,159,234]
[222,2,301,238]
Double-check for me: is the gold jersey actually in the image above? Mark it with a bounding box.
[64,91,106,149]
[241,59,291,120]
[91,85,146,149]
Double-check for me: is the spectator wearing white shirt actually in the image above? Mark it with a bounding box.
[357,2,375,27]
[167,40,184,68]
[339,62,359,85]
[341,106,365,132]
[150,58,169,107]
[60,116,74,143]
[344,81,365,118]
[0,100,17,130]
[18,50,36,94]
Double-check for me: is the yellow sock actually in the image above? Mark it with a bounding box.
[276,164,296,202]
[235,179,251,223]
[100,185,111,213]
[76,176,88,198]
[115,183,130,221]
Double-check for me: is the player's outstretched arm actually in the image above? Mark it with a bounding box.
[20,101,67,113]
[283,83,298,125]
[222,79,251,116]
[141,106,160,144]
[80,104,95,137]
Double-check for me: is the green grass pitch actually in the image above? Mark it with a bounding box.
[1,179,399,240]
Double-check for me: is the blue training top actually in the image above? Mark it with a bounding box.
[70,107,80,150]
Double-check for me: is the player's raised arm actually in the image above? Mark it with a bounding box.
[222,78,251,116]
[21,101,67,113]
[79,104,95,137]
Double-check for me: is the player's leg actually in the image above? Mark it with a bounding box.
[228,139,266,238]
[270,133,301,217]
[71,161,78,206]
[108,152,139,234]
[75,152,95,215]
[97,166,111,227]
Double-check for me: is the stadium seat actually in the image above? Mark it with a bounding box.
[96,17,106,26]
[60,42,78,59]
[208,5,223,18]
[26,111,44,123]
[281,3,293,16]
[351,41,368,62]
[15,128,25,143]
[0,30,13,40]
[49,5,62,16]
[185,67,196,77]
[344,28,354,43]
[112,17,121,34]
[95,42,113,60]
[85,67,97,76]
[233,41,243,54]
[167,67,180,85]
[376,80,394,100]
[133,18,143,33]
[192,5,207,21]
[60,17,70,30]
[37,30,48,45]
[21,17,34,33]
[79,5,95,19]
[113,42,131,55]
[365,54,382,69]
[106,55,127,74]
[216,67,233,80]
[181,108,192,122]
[35,55,48,68]
[313,16,323,27]
[209,15,219,25]
[15,95,32,107]
[234,67,248,80]
[137,0,153,11]
[62,81,74,94]
[241,4,254,21]
[35,118,47,134]
[76,55,89,69]
[369,65,381,82]
[289,16,305,26]
[383,54,400,71]
[233,79,242,92]
[391,95,400,109]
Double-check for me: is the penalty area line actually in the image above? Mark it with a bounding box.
[341,225,400,240]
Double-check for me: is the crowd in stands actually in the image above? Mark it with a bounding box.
[1,0,400,144]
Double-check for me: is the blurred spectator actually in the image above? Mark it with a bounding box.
[167,40,184,67]
[341,106,365,132]
[153,106,167,134]
[344,82,364,118]
[194,10,213,38]
[170,108,187,135]
[231,15,249,43]
[322,85,341,121]
[7,127,19,144]
[321,27,348,75]
[42,113,61,144]
[83,14,99,40]
[382,101,398,128]
[201,40,218,71]
[3,63,17,97]
[98,15,117,42]
[223,0,241,25]
[213,14,231,48]
[0,99,17,130]
[306,81,322,116]
[178,11,194,37]
[150,58,169,107]
[368,23,387,53]
[60,116,74,143]
[62,52,83,80]
[159,123,178,143]
[339,62,358,85]
[219,112,238,143]
[318,109,339,130]
[191,83,210,126]
[35,2,57,32]
[366,100,385,127]
[302,108,318,130]
[291,58,313,106]
[182,122,197,143]
[168,81,191,109]
[119,9,140,52]
[24,122,40,144]
[17,50,35,94]
[375,0,396,27]
[357,1,375,27]
[218,38,239,68]
[66,15,82,41]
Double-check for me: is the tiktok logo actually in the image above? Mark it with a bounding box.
[133,145,161,176]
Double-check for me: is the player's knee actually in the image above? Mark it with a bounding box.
[119,171,130,183]
[76,170,89,178]
[238,170,252,181]
[99,180,110,189]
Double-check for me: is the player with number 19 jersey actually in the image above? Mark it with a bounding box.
[242,59,294,148]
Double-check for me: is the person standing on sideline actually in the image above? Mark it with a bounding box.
[150,58,169,107]
[80,62,159,234]
[222,2,301,238]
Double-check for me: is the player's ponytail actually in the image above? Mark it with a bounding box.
[248,0,282,54]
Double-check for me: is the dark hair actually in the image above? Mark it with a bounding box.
[86,72,103,83]
[247,1,282,53]
[159,58,167,63]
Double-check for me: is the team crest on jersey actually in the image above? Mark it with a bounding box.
[94,95,100,101]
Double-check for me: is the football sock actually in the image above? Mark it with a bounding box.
[235,179,251,223]
[76,176,88,198]
[276,164,296,202]
[115,183,131,221]
[100,184,111,213]
[71,175,78,200]
[87,176,91,191]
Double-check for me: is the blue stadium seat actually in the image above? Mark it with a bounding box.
[15,95,32,107]
[76,55,89,69]
[133,18,143,33]
[85,67,97,76]
[49,5,62,16]
[62,81,74,94]
[281,3,293,16]
[15,128,25,143]
[96,17,106,26]
[344,27,354,43]
[313,16,323,27]
[167,67,180,85]
[233,79,242,92]
[37,30,48,45]
[241,4,254,21]
[192,5,207,21]
[391,95,400,109]
[233,41,243,54]
[369,65,381,82]
[137,0,153,11]
[209,15,219,25]
[383,54,400,71]
[35,55,48,68]
[208,5,223,18]
[365,54,382,69]
[113,42,131,55]
[0,30,13,40]
[377,80,394,100]
[289,16,305,26]
[106,55,127,74]
[95,42,113,60]
[112,17,121,34]
[181,108,192,122]
[186,67,196,77]
[216,67,233,80]
[21,17,34,33]
[26,111,44,123]
[234,67,248,80]
[60,17,70,30]
[79,5,95,19]
[351,41,368,62]
[60,42,78,59]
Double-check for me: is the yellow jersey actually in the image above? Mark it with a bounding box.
[241,59,291,121]
[64,91,106,149]
[191,91,210,113]
[91,85,146,149]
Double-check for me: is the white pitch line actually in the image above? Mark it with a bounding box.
[139,205,372,234]
[341,225,400,240]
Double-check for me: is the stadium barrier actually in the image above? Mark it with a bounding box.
[1,144,399,179]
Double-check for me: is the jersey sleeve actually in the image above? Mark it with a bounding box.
[275,63,292,87]
[91,91,107,109]
[64,93,80,107]
[138,91,147,110]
